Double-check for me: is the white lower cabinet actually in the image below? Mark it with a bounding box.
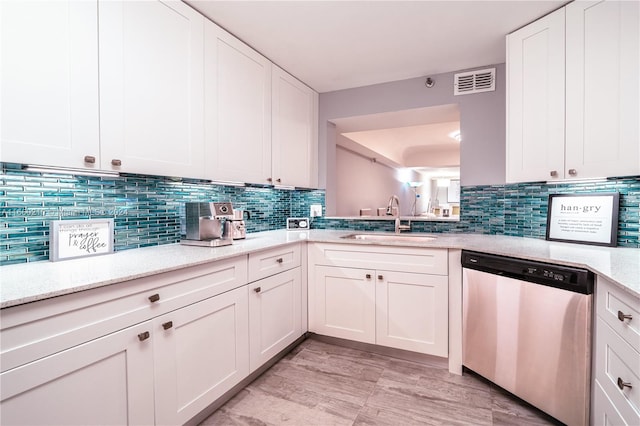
[593,276,640,426]
[248,267,302,372]
[0,257,251,425]
[313,265,376,344]
[593,381,627,426]
[376,270,448,357]
[0,321,155,426]
[0,246,309,425]
[154,285,249,425]
[309,243,449,357]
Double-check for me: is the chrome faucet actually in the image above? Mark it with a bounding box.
[386,195,400,215]
[386,195,411,233]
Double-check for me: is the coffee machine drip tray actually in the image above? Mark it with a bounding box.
[180,238,233,247]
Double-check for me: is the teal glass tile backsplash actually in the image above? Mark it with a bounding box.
[0,166,325,265]
[1,163,638,266]
[312,176,640,247]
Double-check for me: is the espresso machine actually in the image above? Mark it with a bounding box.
[180,202,234,247]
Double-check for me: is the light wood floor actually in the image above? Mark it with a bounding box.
[201,336,561,425]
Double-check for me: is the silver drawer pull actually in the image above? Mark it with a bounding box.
[618,310,633,322]
[138,331,150,342]
[617,377,632,391]
[568,168,577,176]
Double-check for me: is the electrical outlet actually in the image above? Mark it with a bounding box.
[310,204,322,217]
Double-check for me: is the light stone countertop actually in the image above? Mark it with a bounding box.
[1,229,638,309]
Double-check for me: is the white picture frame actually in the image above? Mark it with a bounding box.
[50,219,115,261]
[447,180,461,203]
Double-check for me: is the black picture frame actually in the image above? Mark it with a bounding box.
[545,192,619,247]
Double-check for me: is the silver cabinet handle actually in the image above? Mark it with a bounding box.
[148,294,160,303]
[568,169,577,176]
[84,155,96,164]
[254,287,261,293]
[617,377,632,390]
[276,258,284,264]
[111,159,122,166]
[618,310,633,322]
[366,274,372,279]
[549,170,558,177]
[162,321,173,330]
[138,331,150,341]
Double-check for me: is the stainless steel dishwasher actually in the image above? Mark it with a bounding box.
[462,250,594,426]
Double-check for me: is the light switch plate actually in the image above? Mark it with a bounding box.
[287,217,310,230]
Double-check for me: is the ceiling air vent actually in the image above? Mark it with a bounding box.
[454,68,495,96]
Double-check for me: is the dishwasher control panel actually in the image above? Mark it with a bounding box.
[462,250,594,294]
[526,267,568,282]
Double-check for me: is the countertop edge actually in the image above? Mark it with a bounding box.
[1,230,638,308]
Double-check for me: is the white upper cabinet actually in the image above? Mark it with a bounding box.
[565,0,640,179]
[1,1,318,184]
[99,0,205,178]
[205,21,272,184]
[506,8,565,183]
[0,0,100,169]
[507,0,640,183]
[272,66,319,188]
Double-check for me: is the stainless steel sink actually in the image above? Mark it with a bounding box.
[340,233,437,243]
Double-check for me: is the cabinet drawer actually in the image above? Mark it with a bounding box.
[595,318,640,424]
[0,256,247,373]
[248,243,301,282]
[309,243,447,275]
[597,277,640,353]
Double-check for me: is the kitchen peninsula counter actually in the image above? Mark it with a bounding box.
[1,230,638,308]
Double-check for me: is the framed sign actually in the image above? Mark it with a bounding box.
[50,219,114,261]
[546,193,619,247]
[448,180,461,203]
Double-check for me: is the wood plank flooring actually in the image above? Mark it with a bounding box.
[200,336,562,426]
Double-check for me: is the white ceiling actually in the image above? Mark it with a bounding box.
[186,0,565,93]
[334,104,461,167]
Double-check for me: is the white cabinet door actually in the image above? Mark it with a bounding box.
[0,322,154,426]
[99,0,205,178]
[594,318,640,425]
[0,0,100,169]
[593,381,627,426]
[312,266,376,344]
[153,286,249,426]
[375,270,449,357]
[506,7,565,183]
[205,21,272,184]
[249,268,302,372]
[272,65,318,188]
[565,0,640,179]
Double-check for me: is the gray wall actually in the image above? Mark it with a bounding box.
[335,142,419,217]
[319,64,506,214]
